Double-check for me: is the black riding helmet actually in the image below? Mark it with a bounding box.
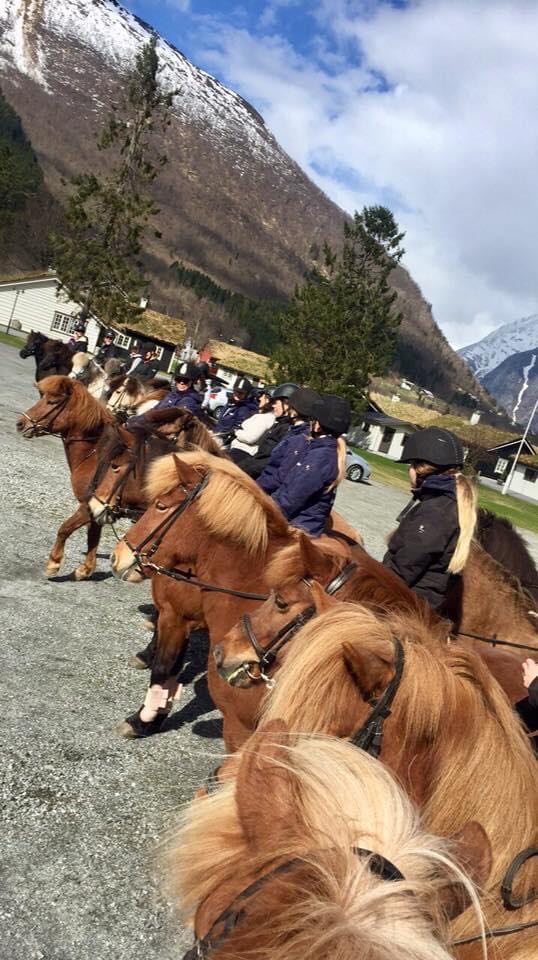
[271,382,299,401]
[74,322,86,333]
[312,394,351,436]
[400,427,464,467]
[288,386,321,419]
[232,376,252,397]
[175,361,198,382]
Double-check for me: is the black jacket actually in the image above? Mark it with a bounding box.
[133,359,160,381]
[95,342,118,366]
[241,416,293,478]
[515,677,538,731]
[382,475,459,610]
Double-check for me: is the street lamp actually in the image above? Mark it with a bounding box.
[501,397,538,496]
[6,288,24,335]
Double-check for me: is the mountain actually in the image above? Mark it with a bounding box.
[0,0,489,404]
[481,347,538,426]
[459,314,538,380]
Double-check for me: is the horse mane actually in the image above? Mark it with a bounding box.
[475,508,538,602]
[39,375,114,432]
[168,734,481,960]
[142,407,226,457]
[145,450,291,556]
[261,603,537,911]
[87,422,132,494]
[467,541,538,619]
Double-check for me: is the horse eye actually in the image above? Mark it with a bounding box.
[111,463,121,472]
[155,500,167,511]
[274,594,289,612]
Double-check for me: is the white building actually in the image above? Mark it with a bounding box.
[506,457,538,501]
[361,412,416,460]
[0,271,102,351]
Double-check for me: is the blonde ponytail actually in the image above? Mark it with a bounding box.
[448,472,477,573]
[326,436,347,491]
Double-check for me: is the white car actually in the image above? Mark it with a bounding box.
[345,448,371,483]
[203,383,230,418]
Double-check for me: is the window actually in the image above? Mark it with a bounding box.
[51,312,77,335]
[114,332,131,349]
[523,468,537,483]
[153,345,164,360]
[495,457,508,475]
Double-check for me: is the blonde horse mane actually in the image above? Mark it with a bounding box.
[167,734,483,960]
[39,375,113,432]
[260,603,537,905]
[145,450,292,556]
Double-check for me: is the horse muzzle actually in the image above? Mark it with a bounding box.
[110,542,144,582]
[88,495,113,525]
[16,415,39,439]
[213,645,259,687]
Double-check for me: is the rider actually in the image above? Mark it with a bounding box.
[514,658,538,754]
[94,329,118,367]
[382,426,477,611]
[125,361,202,432]
[257,386,320,488]
[132,343,160,381]
[228,388,275,460]
[214,377,257,438]
[125,340,144,375]
[257,391,350,536]
[67,322,88,353]
[239,382,299,478]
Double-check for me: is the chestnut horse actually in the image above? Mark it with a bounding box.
[169,722,490,960]
[16,375,120,579]
[247,604,537,960]
[476,508,538,606]
[216,533,536,704]
[110,452,357,744]
[19,330,73,381]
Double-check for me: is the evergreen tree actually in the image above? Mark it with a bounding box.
[273,206,405,408]
[0,88,43,231]
[51,37,175,326]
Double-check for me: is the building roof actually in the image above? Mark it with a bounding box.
[488,438,535,455]
[427,414,521,451]
[0,270,56,286]
[363,412,417,430]
[120,309,186,346]
[206,339,271,380]
[513,454,538,467]
[370,393,440,427]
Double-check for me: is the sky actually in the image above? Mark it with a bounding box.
[122,0,538,349]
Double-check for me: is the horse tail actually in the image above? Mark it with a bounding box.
[327,437,347,491]
[448,472,478,573]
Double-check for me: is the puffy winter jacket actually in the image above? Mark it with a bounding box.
[258,433,338,536]
[258,422,309,493]
[214,396,258,435]
[230,411,275,455]
[133,359,161,381]
[382,474,459,610]
[126,385,202,430]
[240,416,294,478]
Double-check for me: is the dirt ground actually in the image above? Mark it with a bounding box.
[2,343,537,959]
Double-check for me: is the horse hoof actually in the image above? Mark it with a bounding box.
[128,655,150,670]
[73,565,92,581]
[44,561,61,578]
[115,708,170,739]
[142,618,155,631]
[115,719,140,739]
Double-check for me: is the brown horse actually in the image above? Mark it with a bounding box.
[110,452,357,744]
[476,508,538,605]
[19,330,73,381]
[168,722,491,960]
[246,604,537,960]
[216,533,534,704]
[16,375,120,579]
[106,375,168,420]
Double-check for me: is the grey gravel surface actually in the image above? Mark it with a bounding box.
[2,342,537,959]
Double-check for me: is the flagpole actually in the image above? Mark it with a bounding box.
[501,397,538,495]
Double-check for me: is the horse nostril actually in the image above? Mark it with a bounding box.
[213,645,223,668]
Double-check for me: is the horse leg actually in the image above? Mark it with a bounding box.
[116,603,193,739]
[45,502,93,577]
[73,516,102,580]
[128,631,156,670]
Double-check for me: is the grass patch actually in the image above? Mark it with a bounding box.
[0,331,23,348]
[353,447,538,534]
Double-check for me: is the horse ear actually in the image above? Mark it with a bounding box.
[310,579,334,614]
[235,720,295,848]
[342,640,394,699]
[298,532,335,581]
[172,454,202,486]
[438,822,492,920]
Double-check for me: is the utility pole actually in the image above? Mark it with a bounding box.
[501,397,538,495]
[6,288,23,335]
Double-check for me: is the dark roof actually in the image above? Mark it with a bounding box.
[363,412,417,430]
[487,438,535,455]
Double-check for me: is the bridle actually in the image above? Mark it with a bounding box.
[350,636,405,759]
[181,846,404,960]
[230,561,358,687]
[19,392,70,436]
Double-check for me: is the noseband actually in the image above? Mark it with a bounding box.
[125,472,210,564]
[182,846,404,960]
[19,392,70,435]
[236,561,357,686]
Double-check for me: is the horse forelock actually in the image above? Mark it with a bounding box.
[145,451,290,556]
[167,734,475,960]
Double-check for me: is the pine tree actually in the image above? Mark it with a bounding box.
[0,88,43,230]
[273,206,405,408]
[50,36,175,326]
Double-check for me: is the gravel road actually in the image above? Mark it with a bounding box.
[2,342,537,959]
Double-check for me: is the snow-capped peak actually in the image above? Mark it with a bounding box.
[459,313,538,380]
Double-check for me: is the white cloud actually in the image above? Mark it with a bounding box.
[193,0,538,348]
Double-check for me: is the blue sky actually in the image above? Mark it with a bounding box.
[122,1,538,348]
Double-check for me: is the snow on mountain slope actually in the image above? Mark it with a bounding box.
[482,346,538,426]
[459,314,538,380]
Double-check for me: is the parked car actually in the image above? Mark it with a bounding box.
[203,382,230,418]
[345,448,371,483]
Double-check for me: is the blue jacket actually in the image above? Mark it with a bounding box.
[258,433,338,537]
[127,386,202,430]
[258,423,309,493]
[214,396,258,435]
